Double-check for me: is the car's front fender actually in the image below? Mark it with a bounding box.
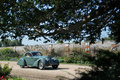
[51,57,59,65]
[32,58,46,67]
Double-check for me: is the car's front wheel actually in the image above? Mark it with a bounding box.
[38,60,45,70]
[52,65,58,69]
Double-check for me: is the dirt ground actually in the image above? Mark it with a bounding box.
[0,61,91,80]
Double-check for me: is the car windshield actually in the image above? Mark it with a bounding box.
[32,52,43,56]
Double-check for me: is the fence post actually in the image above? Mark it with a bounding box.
[85,42,90,54]
[111,44,117,52]
[49,44,52,54]
[65,44,69,56]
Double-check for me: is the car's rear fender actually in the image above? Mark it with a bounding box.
[17,58,25,66]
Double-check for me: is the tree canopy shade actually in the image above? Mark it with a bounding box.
[0,0,120,43]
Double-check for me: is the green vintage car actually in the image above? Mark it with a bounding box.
[17,51,59,70]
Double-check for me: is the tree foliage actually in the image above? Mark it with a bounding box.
[0,39,24,47]
[103,37,112,40]
[0,0,120,43]
[57,40,64,44]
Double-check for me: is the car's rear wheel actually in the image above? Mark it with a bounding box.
[20,65,24,68]
[52,65,58,69]
[38,60,45,70]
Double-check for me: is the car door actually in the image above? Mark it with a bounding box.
[24,53,35,66]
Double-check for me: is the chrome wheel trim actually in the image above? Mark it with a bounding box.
[39,61,44,69]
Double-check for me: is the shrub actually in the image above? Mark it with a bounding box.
[64,51,91,64]
[0,63,12,79]
[77,49,120,80]
[59,59,64,63]
[9,58,18,61]
[0,48,20,60]
[56,51,91,64]
[64,56,74,63]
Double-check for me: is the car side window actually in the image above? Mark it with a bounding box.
[25,53,32,57]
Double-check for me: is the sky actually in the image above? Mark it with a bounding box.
[22,36,52,45]
[22,31,109,45]
[22,36,73,45]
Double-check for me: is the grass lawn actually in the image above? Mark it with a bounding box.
[9,76,27,80]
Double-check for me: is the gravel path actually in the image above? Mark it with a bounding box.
[0,61,91,80]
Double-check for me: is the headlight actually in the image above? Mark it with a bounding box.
[53,58,56,60]
[45,57,49,61]
[52,57,56,60]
